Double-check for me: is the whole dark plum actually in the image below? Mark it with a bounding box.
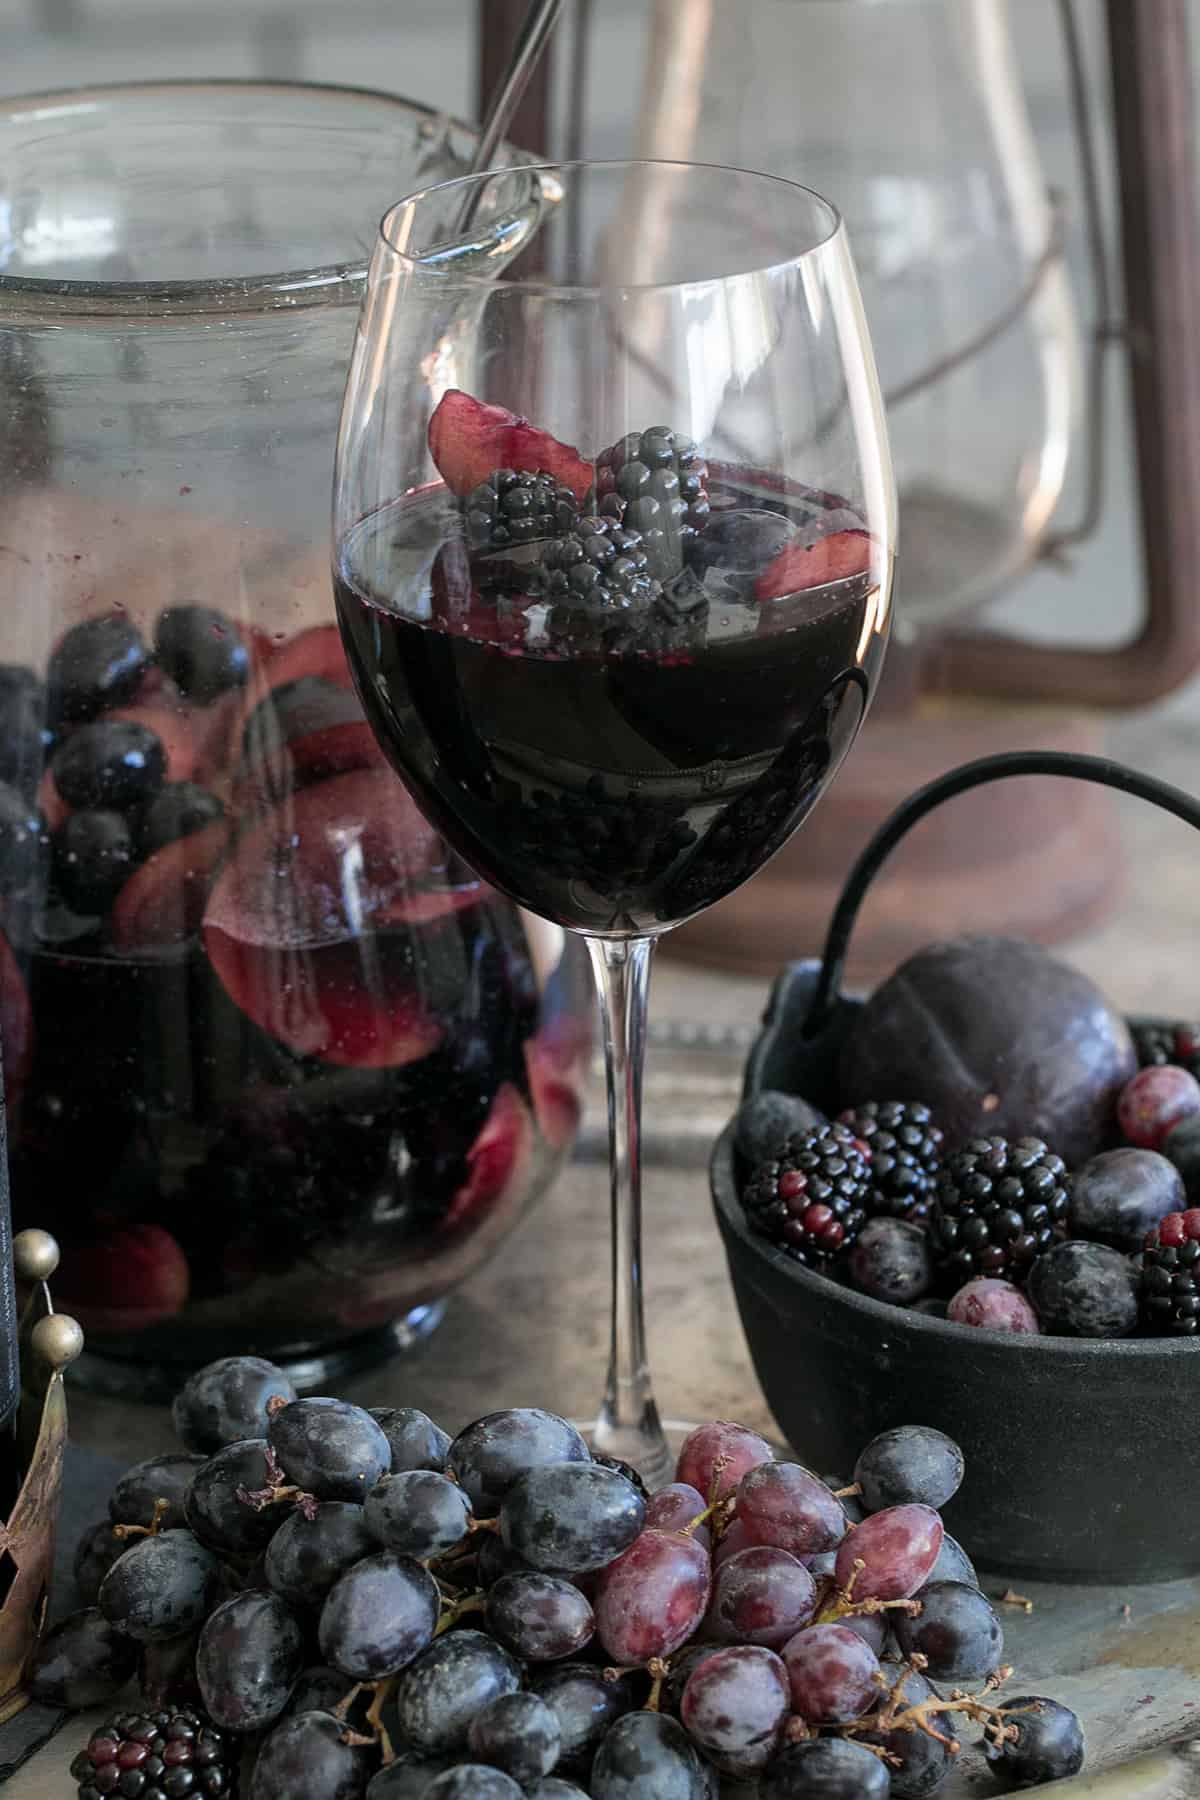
[840,936,1136,1166]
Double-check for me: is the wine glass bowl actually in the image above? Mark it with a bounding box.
[334,160,895,1482]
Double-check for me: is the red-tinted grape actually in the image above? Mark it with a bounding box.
[594,1529,711,1664]
[645,1483,710,1547]
[675,1421,773,1502]
[781,1622,882,1724]
[709,1546,817,1649]
[1118,1065,1200,1150]
[948,1277,1040,1334]
[834,1503,944,1602]
[736,1462,848,1558]
[680,1643,790,1776]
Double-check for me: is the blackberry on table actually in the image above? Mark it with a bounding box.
[72,1707,235,1799]
[930,1136,1070,1286]
[1131,1018,1200,1081]
[1140,1207,1200,1336]
[463,469,579,550]
[742,1122,872,1265]
[838,1100,944,1224]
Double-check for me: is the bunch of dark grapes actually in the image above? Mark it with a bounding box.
[37,1361,1084,1798]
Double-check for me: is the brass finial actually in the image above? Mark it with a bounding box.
[12,1229,60,1284]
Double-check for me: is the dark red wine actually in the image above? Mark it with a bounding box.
[335,480,890,934]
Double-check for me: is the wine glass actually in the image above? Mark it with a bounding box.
[333,160,895,1487]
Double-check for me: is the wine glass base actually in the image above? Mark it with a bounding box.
[572,1417,702,1491]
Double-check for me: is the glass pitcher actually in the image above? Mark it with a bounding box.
[0,81,590,1393]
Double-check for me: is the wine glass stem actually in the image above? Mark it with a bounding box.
[586,933,673,1490]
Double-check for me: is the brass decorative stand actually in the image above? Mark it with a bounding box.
[0,1231,83,1725]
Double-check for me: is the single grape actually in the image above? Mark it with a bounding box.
[948,1277,1041,1334]
[1118,1064,1200,1150]
[590,1710,713,1800]
[500,1461,645,1573]
[675,1420,774,1502]
[736,1462,848,1558]
[468,1691,562,1785]
[369,1406,451,1473]
[782,1622,882,1723]
[424,1772,523,1799]
[319,1552,440,1680]
[185,1438,285,1554]
[854,1426,965,1513]
[709,1545,818,1648]
[250,1709,378,1800]
[645,1482,710,1545]
[197,1588,305,1732]
[1026,1240,1139,1338]
[286,1666,358,1718]
[485,1570,595,1662]
[74,1518,130,1604]
[173,1355,297,1454]
[108,1452,207,1532]
[364,1469,472,1559]
[367,1753,457,1797]
[265,1500,376,1608]
[269,1397,392,1502]
[895,1580,1004,1682]
[26,1607,139,1708]
[759,1737,893,1799]
[859,1664,950,1798]
[834,1503,944,1602]
[448,1408,590,1517]
[98,1529,220,1642]
[680,1642,790,1776]
[850,1218,933,1306]
[532,1662,638,1773]
[1069,1147,1185,1250]
[392,1628,522,1754]
[985,1696,1085,1787]
[594,1526,711,1663]
[926,1532,977,1591]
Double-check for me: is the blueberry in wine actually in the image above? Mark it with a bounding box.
[334,468,888,935]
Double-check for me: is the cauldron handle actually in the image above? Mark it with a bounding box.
[802,750,1200,1039]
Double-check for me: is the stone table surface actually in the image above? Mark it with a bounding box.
[13,709,1200,1795]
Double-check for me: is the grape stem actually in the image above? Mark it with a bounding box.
[816,1557,923,1626]
[340,1674,400,1764]
[112,1496,170,1541]
[434,1589,486,1636]
[234,1446,319,1519]
[842,1656,1030,1758]
[833,1484,862,1500]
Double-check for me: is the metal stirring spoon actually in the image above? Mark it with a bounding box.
[457,0,564,231]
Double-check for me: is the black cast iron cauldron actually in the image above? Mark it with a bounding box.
[710,751,1200,1582]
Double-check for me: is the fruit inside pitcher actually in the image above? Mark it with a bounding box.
[0,603,584,1361]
